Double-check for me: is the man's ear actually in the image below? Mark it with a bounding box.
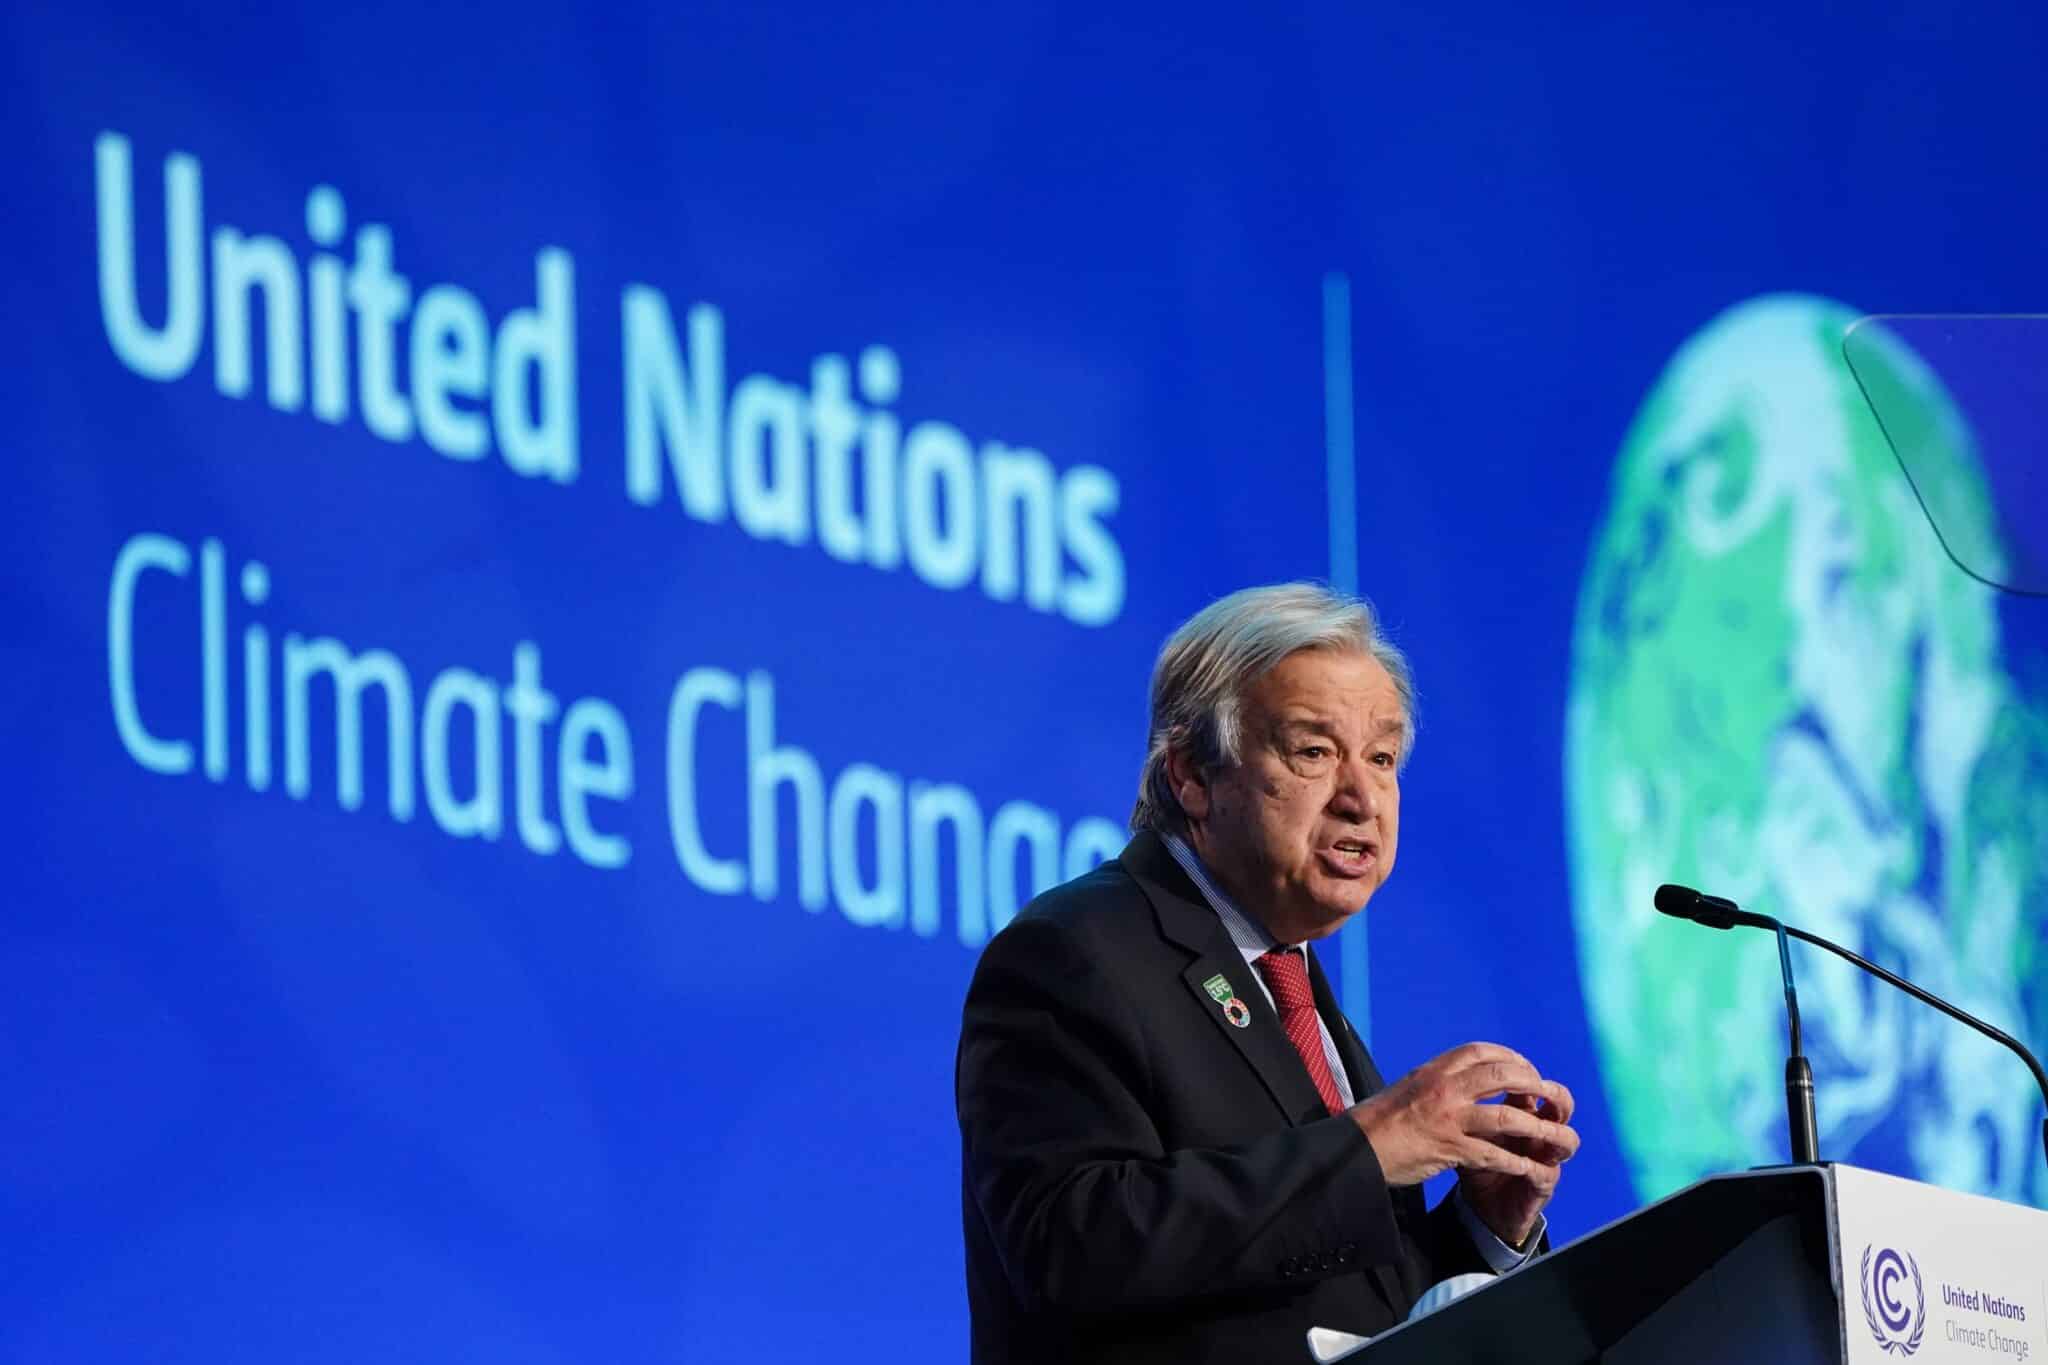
[1164,745,1211,822]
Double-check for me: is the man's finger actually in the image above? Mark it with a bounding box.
[1455,1137,1542,1179]
[1441,1041,1534,1076]
[1495,1079,1573,1115]
[1468,1103,1580,1159]
[1457,1058,1547,1103]
[1469,1102,1545,1142]
[1511,1129,1576,1165]
[1535,1080,1576,1125]
[1488,1103,1577,1162]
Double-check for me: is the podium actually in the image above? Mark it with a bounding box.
[1325,1164,2048,1364]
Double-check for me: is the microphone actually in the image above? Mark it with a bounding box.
[1652,882,1777,932]
[1656,883,2048,1172]
[1654,884,1817,1162]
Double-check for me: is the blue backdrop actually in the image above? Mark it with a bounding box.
[5,4,2046,1361]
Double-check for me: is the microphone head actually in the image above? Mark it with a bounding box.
[1654,883,1774,931]
[1654,883,1701,919]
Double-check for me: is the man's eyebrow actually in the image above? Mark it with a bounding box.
[1275,715,1403,733]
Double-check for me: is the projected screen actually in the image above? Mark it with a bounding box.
[5,4,2047,1361]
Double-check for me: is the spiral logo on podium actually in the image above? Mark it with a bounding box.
[1860,1245,1926,1356]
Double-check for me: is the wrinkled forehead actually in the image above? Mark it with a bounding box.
[1243,647,1407,728]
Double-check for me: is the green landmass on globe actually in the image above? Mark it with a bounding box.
[1566,294,2048,1208]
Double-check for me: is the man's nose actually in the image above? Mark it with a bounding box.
[1328,756,1377,818]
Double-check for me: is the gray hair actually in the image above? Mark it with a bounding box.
[1129,582,1416,835]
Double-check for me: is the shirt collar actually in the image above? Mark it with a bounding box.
[1162,832,1298,965]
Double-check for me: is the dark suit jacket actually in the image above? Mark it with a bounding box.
[956,831,1491,1364]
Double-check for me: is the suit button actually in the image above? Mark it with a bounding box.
[1336,1242,1358,1265]
[1318,1252,1336,1272]
[1279,1258,1298,1277]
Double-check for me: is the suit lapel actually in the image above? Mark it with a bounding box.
[1122,834,1331,1127]
[1175,957,1332,1125]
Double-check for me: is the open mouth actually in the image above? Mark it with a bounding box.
[1323,838,1377,872]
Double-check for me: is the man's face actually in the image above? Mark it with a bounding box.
[1174,648,1404,943]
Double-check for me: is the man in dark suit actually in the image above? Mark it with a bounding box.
[957,583,1578,1364]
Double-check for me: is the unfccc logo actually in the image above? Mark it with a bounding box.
[1861,1245,1927,1356]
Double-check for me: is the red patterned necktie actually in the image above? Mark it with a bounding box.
[1255,948,1347,1116]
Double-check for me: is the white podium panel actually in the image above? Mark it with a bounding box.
[1833,1165,2048,1365]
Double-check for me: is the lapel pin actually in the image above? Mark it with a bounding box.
[1203,974,1253,1029]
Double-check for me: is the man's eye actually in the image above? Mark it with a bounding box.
[1371,751,1396,768]
[1297,746,1330,760]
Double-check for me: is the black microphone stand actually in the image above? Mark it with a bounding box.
[1656,882,2048,1172]
[1774,921,1819,1164]
[1778,920,2048,1168]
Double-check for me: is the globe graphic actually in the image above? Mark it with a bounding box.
[1566,294,2048,1208]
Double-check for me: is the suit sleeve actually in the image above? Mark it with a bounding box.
[956,913,1411,1317]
